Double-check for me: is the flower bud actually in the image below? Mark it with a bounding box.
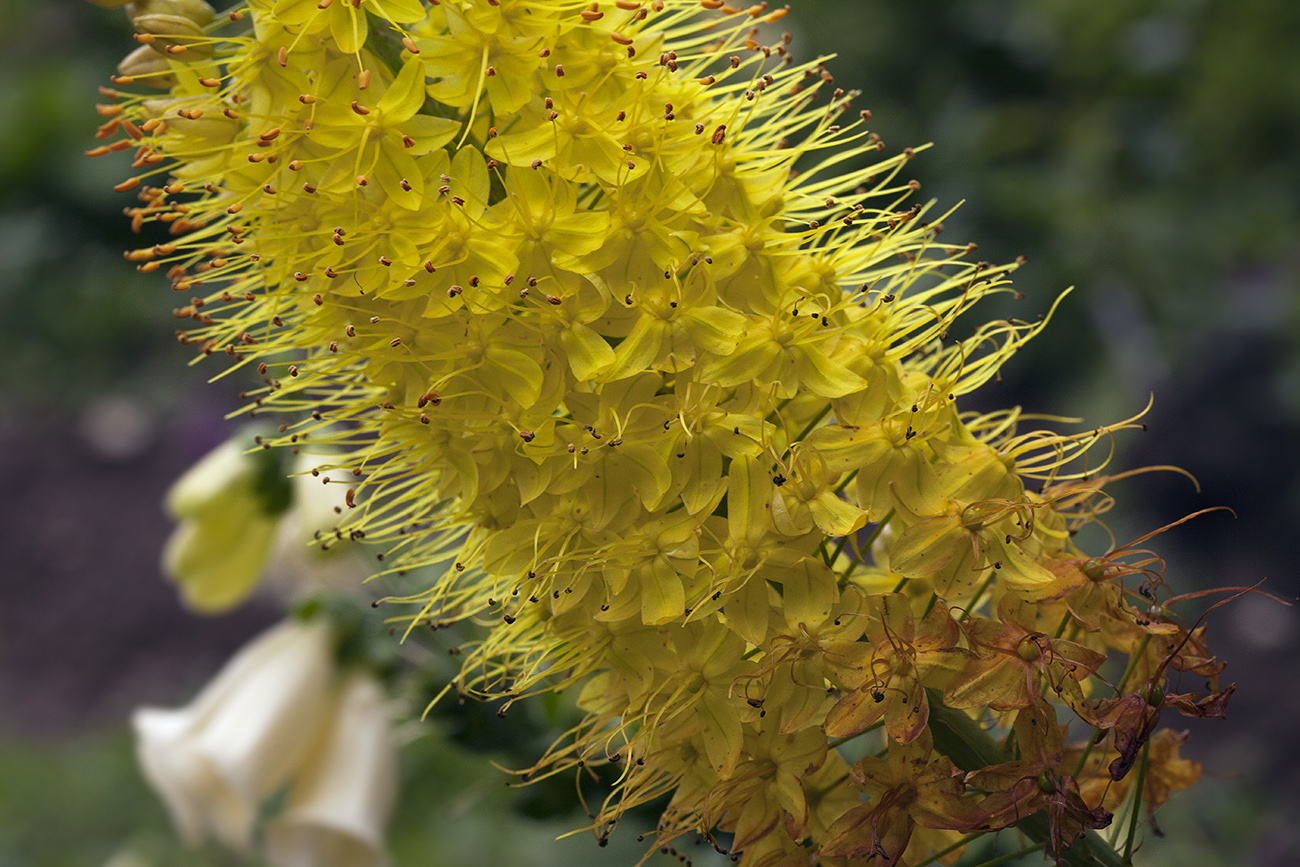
[265,673,399,867]
[132,619,336,851]
[117,44,177,89]
[141,97,239,142]
[126,0,215,26]
[161,438,291,613]
[133,14,214,57]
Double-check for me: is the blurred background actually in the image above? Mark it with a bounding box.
[1,0,1296,864]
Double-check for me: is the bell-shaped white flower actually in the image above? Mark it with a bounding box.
[265,672,399,867]
[132,619,335,851]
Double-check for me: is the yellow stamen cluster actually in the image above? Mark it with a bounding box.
[94,1,1230,864]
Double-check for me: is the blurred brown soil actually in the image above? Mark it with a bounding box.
[0,402,277,736]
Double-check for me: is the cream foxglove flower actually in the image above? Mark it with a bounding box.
[161,438,286,613]
[132,618,335,851]
[265,672,398,867]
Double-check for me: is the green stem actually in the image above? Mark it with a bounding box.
[959,569,998,622]
[1114,635,1151,696]
[830,532,852,566]
[827,719,885,750]
[1121,740,1150,864]
[793,403,833,442]
[967,842,1043,867]
[842,508,894,584]
[1071,727,1106,779]
[914,832,980,867]
[864,509,894,552]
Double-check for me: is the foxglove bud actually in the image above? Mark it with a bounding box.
[161,438,289,613]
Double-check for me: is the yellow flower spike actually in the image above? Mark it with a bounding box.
[96,1,1233,863]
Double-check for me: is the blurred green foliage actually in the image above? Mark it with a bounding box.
[0,1,185,409]
[790,0,1300,416]
[0,723,669,867]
